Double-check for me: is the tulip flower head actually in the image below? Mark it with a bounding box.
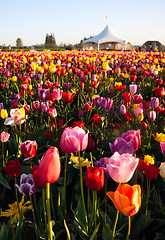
[107,152,139,183]
[160,142,165,156]
[3,159,22,178]
[60,126,88,153]
[14,173,37,195]
[1,131,10,142]
[107,184,141,216]
[159,162,165,178]
[38,146,61,183]
[20,140,37,161]
[85,167,104,191]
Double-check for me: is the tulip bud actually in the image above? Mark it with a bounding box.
[149,111,156,121]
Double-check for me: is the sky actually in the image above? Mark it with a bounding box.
[1,0,165,47]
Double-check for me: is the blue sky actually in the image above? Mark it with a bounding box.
[1,0,165,47]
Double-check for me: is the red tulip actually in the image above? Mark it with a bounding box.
[62,92,75,103]
[32,101,41,111]
[32,165,46,188]
[85,167,104,191]
[144,163,160,180]
[20,140,37,159]
[38,147,61,183]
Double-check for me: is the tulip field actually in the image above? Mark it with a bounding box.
[0,49,165,240]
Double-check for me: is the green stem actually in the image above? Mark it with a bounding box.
[29,194,39,240]
[2,142,5,168]
[126,216,131,240]
[78,151,88,232]
[46,182,54,240]
[145,178,151,215]
[94,191,97,240]
[42,189,47,232]
[64,153,68,215]
[90,152,93,167]
[14,178,20,214]
[112,210,119,240]
[104,179,107,224]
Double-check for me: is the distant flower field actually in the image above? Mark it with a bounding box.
[0,49,165,240]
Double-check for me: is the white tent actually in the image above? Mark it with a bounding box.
[83,24,131,50]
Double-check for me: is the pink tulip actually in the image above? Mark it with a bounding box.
[0,132,10,142]
[20,140,37,160]
[129,84,137,94]
[60,126,88,153]
[10,108,24,121]
[48,108,57,118]
[53,89,63,101]
[122,129,141,151]
[107,152,139,183]
[160,142,165,156]
[149,111,156,121]
[38,146,61,183]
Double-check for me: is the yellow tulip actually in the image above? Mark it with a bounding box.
[154,132,165,142]
[144,155,154,165]
[1,109,8,119]
[12,76,17,82]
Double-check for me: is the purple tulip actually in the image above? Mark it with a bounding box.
[109,137,134,155]
[94,157,110,178]
[92,97,100,107]
[149,111,156,121]
[122,129,141,152]
[14,173,36,195]
[160,142,165,156]
[13,94,20,100]
[38,88,49,101]
[78,109,84,117]
[0,103,4,111]
[151,97,159,109]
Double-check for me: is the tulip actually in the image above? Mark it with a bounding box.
[14,173,37,195]
[122,92,132,102]
[160,142,165,156]
[122,129,141,151]
[48,108,57,118]
[38,88,50,101]
[0,131,10,142]
[20,140,37,160]
[85,167,104,191]
[11,99,18,108]
[60,126,88,153]
[53,88,63,100]
[93,114,101,125]
[32,101,41,111]
[84,102,93,111]
[107,184,141,216]
[41,102,50,112]
[149,111,156,121]
[3,159,22,178]
[119,104,127,115]
[86,133,97,152]
[62,92,75,103]
[129,84,137,94]
[1,109,8,119]
[94,157,110,179]
[144,163,160,180]
[78,109,84,117]
[37,147,61,183]
[151,97,159,109]
[107,152,139,183]
[109,137,134,155]
[154,87,164,98]
[159,162,165,178]
[0,103,4,111]
[132,94,143,104]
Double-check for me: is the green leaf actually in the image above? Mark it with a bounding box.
[89,223,100,240]
[0,173,11,189]
[0,223,8,240]
[102,223,112,240]
[15,211,23,240]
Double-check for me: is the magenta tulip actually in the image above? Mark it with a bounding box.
[38,147,61,183]
[60,126,88,153]
[160,142,165,156]
[122,129,141,151]
[107,152,139,183]
[53,89,63,101]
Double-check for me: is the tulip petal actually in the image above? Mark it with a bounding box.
[65,136,80,153]
[122,204,138,216]
[113,191,130,213]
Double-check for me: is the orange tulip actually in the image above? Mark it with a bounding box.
[107,184,141,216]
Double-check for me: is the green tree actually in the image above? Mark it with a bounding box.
[16,38,23,48]
[45,33,57,48]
